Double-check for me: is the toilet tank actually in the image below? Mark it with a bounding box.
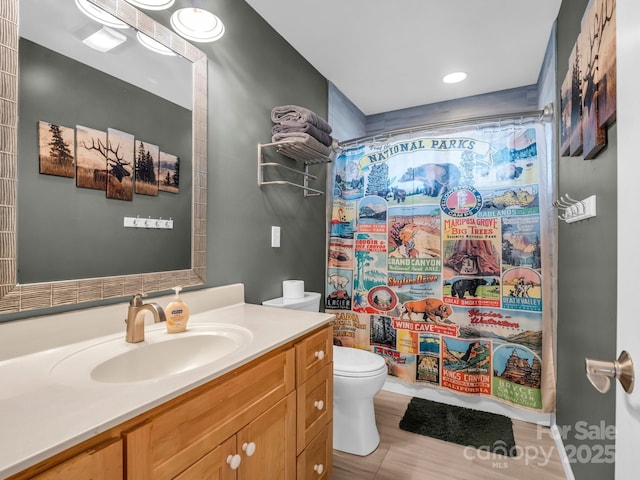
[262,292,321,312]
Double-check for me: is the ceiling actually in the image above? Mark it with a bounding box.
[244,0,563,116]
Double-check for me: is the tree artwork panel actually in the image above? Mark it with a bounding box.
[135,140,160,196]
[159,152,180,194]
[106,128,134,201]
[38,121,75,178]
[76,125,108,190]
[568,43,583,157]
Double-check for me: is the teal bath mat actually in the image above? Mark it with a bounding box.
[399,397,517,456]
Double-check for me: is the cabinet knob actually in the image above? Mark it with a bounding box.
[313,463,324,475]
[314,400,324,411]
[242,441,256,456]
[314,350,325,360]
[226,454,241,470]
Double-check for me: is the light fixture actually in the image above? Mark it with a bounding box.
[136,31,177,56]
[82,26,127,52]
[75,0,129,29]
[170,7,225,43]
[442,72,467,84]
[124,0,175,10]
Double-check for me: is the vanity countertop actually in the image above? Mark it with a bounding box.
[0,284,334,478]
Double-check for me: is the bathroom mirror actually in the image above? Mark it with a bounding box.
[0,0,208,314]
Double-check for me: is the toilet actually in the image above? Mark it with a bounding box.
[262,291,387,456]
[332,345,387,456]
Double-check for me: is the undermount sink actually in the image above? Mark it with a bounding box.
[50,324,253,384]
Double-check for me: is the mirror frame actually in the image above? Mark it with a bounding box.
[0,0,207,314]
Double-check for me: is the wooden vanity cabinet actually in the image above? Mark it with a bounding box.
[123,347,296,479]
[9,325,333,480]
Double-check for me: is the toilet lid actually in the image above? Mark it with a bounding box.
[333,346,387,377]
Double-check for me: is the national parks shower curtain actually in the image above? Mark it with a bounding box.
[326,121,555,412]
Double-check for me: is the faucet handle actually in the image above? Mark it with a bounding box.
[130,293,145,306]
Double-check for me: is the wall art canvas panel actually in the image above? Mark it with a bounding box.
[595,0,617,127]
[326,123,553,413]
[559,70,572,157]
[159,152,180,194]
[134,140,160,196]
[38,121,75,178]
[579,0,607,160]
[568,43,583,156]
[106,129,134,201]
[76,125,108,190]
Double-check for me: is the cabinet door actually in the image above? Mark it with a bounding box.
[236,392,296,480]
[173,436,236,480]
[31,438,122,480]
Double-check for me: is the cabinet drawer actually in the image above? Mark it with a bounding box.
[124,348,295,479]
[296,422,332,480]
[32,438,122,480]
[295,326,332,386]
[296,362,333,455]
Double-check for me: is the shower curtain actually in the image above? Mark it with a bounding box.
[326,121,556,413]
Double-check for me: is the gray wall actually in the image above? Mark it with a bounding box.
[152,1,329,306]
[556,0,617,478]
[18,39,192,283]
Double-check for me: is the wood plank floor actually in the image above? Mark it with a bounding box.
[331,391,567,480]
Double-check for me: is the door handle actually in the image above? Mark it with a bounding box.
[585,350,634,394]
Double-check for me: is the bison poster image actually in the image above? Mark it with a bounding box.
[325,122,552,412]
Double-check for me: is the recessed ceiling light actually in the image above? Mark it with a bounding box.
[124,0,175,10]
[442,72,467,84]
[82,26,127,53]
[137,31,177,56]
[75,0,129,29]
[170,8,225,43]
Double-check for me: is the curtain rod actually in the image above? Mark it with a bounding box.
[338,102,554,148]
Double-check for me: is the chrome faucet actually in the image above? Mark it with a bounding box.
[125,294,166,343]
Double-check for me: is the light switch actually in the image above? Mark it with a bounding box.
[271,226,281,248]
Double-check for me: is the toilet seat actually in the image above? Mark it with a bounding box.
[333,346,387,378]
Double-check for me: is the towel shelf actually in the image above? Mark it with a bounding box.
[258,140,332,197]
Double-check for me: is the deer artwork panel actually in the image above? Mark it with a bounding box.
[106,128,134,201]
[134,139,160,197]
[562,0,616,160]
[76,125,108,191]
[38,120,75,178]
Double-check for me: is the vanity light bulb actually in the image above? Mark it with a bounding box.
[170,8,225,43]
[136,32,176,56]
[124,0,175,10]
[75,0,129,29]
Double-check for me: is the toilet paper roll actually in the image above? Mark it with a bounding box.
[283,280,304,299]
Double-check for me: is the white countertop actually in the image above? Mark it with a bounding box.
[0,284,334,478]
